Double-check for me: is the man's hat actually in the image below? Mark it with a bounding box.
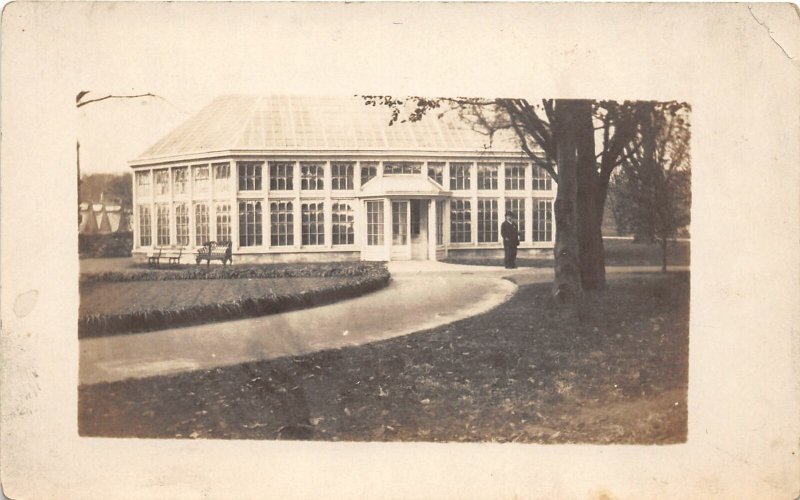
[505,211,515,218]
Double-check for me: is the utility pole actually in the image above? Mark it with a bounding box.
[77,140,81,225]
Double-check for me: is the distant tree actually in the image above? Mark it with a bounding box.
[612,102,691,271]
[79,172,133,209]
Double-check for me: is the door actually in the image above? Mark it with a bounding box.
[363,199,387,261]
[390,200,410,260]
[410,199,428,260]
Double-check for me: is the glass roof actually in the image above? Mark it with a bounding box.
[137,95,531,160]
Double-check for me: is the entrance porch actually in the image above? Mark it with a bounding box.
[361,197,447,262]
[358,175,450,262]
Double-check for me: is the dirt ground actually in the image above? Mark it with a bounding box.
[79,272,689,444]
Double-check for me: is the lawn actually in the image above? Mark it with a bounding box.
[80,272,689,444]
[78,262,391,337]
[604,238,690,267]
[444,238,690,268]
[80,278,345,317]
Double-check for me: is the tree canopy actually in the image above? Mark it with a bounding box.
[363,96,691,298]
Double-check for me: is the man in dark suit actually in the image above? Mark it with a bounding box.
[501,211,520,269]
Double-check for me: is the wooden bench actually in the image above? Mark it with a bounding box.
[148,246,185,268]
[195,241,233,267]
[166,246,183,265]
[147,247,163,268]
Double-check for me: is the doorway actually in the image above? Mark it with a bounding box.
[388,199,429,261]
[410,199,429,260]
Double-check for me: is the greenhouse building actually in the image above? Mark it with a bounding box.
[129,95,555,263]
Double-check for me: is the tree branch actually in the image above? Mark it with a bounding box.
[76,92,158,108]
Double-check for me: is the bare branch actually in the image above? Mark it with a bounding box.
[76,92,158,108]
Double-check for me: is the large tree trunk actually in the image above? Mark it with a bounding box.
[577,184,608,289]
[575,102,607,291]
[552,100,583,303]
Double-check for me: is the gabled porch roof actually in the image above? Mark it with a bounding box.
[358,175,450,198]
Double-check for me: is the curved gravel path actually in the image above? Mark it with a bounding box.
[80,262,524,385]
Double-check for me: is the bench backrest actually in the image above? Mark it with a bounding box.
[199,240,232,254]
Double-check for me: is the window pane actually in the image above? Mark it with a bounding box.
[450,199,471,243]
[436,200,444,245]
[533,165,553,190]
[156,204,170,245]
[215,203,231,243]
[194,203,209,245]
[392,201,408,245]
[505,163,526,190]
[194,165,210,195]
[427,162,444,185]
[136,171,151,200]
[384,161,422,175]
[301,202,325,245]
[238,162,263,191]
[331,162,354,190]
[361,161,378,186]
[477,199,498,242]
[505,198,526,242]
[238,201,263,246]
[366,200,384,246]
[270,201,294,246]
[532,199,553,241]
[477,163,498,190]
[174,203,189,245]
[449,163,471,190]
[269,162,294,191]
[213,162,230,194]
[173,167,188,195]
[332,202,354,245]
[300,163,324,190]
[154,169,170,198]
[138,204,151,246]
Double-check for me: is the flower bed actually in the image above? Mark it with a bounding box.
[79,264,390,338]
[81,261,385,283]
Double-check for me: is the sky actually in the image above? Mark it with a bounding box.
[77,91,203,176]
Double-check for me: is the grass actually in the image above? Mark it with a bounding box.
[79,272,689,444]
[81,278,347,317]
[79,264,390,338]
[444,239,690,268]
[604,239,690,267]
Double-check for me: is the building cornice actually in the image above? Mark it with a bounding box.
[129,149,546,168]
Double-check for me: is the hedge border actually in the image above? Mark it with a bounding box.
[79,270,390,339]
[81,261,385,283]
[79,232,133,258]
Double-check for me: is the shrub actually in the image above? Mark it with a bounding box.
[81,261,386,283]
[79,232,133,258]
[78,266,390,338]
